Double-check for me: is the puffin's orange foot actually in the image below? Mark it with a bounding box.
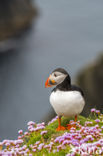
[67,124,76,130]
[67,124,72,130]
[66,120,77,130]
[56,126,66,131]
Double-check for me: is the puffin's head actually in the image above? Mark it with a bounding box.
[45,68,69,88]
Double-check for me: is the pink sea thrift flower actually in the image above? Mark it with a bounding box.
[35,126,45,131]
[95,119,100,123]
[18,136,22,139]
[96,110,100,114]
[37,122,45,127]
[38,143,44,150]
[29,128,35,132]
[5,142,10,147]
[48,116,58,125]
[41,130,47,135]
[22,145,27,150]
[25,148,29,153]
[44,144,50,149]
[32,149,36,152]
[91,108,96,113]
[35,141,40,145]
[24,132,29,136]
[16,139,23,144]
[27,121,35,126]
[18,130,23,135]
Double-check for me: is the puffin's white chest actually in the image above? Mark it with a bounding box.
[50,90,85,117]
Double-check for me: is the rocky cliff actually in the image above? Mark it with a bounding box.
[0,0,37,41]
[77,54,103,116]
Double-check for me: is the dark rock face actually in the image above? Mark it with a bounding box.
[76,55,103,116]
[0,0,37,41]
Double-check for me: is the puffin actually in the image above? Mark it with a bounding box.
[45,68,85,131]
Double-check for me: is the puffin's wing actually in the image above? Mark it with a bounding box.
[71,85,84,97]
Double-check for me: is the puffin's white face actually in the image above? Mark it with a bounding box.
[45,71,68,88]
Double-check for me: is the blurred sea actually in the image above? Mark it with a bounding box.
[0,0,103,140]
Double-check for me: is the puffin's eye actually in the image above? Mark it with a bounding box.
[54,73,57,77]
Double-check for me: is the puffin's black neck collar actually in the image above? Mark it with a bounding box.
[52,75,71,91]
[52,75,84,96]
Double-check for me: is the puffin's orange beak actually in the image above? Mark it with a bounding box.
[45,76,56,88]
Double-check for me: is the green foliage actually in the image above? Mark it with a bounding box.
[1,113,103,155]
[27,132,41,146]
[21,114,103,155]
[25,115,87,155]
[26,115,87,147]
[32,149,68,156]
